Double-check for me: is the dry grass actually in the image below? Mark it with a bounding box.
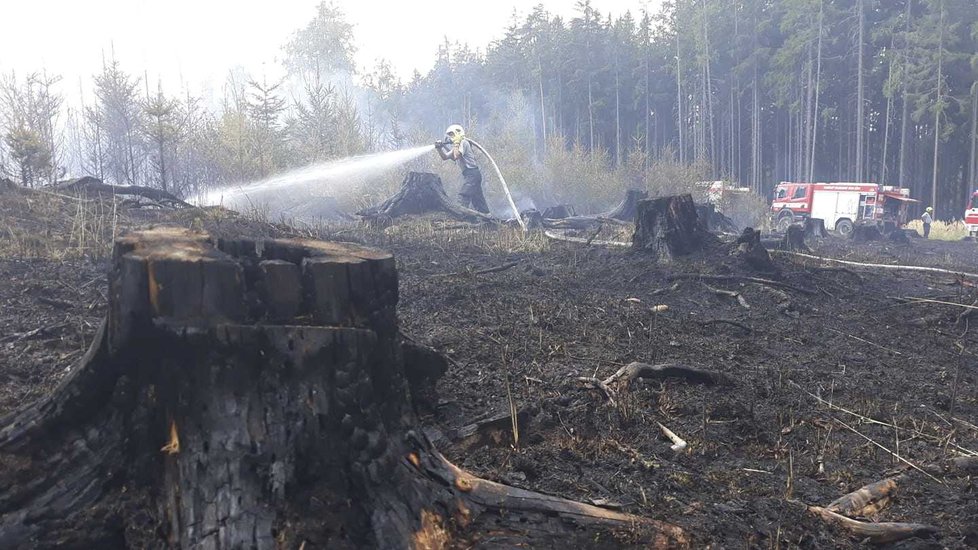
[0,189,127,261]
[905,219,969,241]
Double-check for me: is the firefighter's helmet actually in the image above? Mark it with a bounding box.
[445,124,464,138]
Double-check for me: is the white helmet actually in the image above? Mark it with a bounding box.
[445,124,464,138]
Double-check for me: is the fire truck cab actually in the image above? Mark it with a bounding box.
[771,182,915,236]
[966,191,978,237]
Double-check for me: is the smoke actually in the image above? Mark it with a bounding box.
[202,145,434,219]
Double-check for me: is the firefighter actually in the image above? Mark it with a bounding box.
[921,206,933,239]
[435,124,489,214]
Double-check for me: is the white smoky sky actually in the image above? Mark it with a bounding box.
[2,0,664,103]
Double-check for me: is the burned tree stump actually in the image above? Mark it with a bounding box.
[632,194,710,261]
[735,228,780,275]
[604,189,648,221]
[0,228,687,548]
[804,218,828,240]
[851,223,883,243]
[357,171,493,225]
[780,224,810,252]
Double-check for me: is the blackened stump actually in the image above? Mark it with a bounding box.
[805,218,828,240]
[735,228,780,275]
[780,224,810,252]
[0,228,688,549]
[357,171,493,225]
[632,194,709,261]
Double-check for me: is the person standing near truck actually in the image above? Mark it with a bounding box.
[921,206,934,238]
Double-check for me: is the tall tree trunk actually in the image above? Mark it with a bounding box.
[856,0,865,182]
[615,51,622,167]
[677,32,685,165]
[898,0,912,186]
[538,57,547,157]
[932,0,945,212]
[810,0,823,183]
[969,83,977,190]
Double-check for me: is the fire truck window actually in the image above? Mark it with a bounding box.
[791,187,806,199]
[776,188,787,199]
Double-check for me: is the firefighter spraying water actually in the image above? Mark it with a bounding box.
[435,124,525,231]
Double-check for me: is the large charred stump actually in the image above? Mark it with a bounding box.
[735,228,780,275]
[632,194,710,261]
[0,228,687,548]
[357,171,493,225]
[804,218,828,240]
[780,224,811,252]
[851,223,883,243]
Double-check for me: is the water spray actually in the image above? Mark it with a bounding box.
[468,140,526,232]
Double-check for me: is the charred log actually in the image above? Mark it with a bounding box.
[357,171,494,225]
[57,176,191,207]
[543,204,576,219]
[0,228,687,549]
[826,476,903,518]
[808,506,937,544]
[632,194,711,261]
[541,190,648,230]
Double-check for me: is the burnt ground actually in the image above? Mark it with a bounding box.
[1,186,976,548]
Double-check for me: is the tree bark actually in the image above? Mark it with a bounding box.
[0,228,687,549]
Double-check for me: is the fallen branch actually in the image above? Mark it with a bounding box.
[0,323,69,344]
[577,376,617,407]
[657,422,687,452]
[702,283,751,309]
[603,362,730,387]
[668,273,816,295]
[543,230,630,248]
[826,476,904,517]
[893,296,978,311]
[775,250,978,280]
[808,506,937,544]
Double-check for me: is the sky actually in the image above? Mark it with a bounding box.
[1,0,664,101]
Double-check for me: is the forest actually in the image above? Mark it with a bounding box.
[2,0,977,217]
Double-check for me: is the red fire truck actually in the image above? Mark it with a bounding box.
[966,190,978,236]
[771,182,916,236]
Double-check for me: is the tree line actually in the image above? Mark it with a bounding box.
[2,0,977,217]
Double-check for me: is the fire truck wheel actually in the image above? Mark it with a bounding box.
[775,211,794,232]
[835,219,854,237]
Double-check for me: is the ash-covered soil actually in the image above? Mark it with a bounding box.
[1,186,976,548]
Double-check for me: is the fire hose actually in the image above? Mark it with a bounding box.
[467,140,526,232]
